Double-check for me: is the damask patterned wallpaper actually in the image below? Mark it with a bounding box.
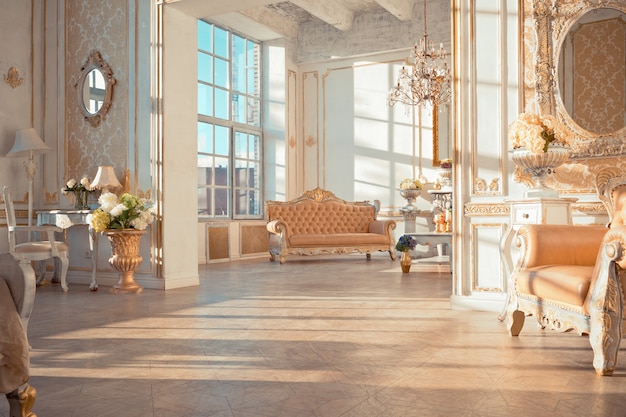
[572,17,625,135]
[65,0,128,184]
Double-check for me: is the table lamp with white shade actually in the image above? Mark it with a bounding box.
[6,128,52,226]
[91,165,122,194]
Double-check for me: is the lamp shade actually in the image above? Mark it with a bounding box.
[7,128,52,157]
[92,166,122,193]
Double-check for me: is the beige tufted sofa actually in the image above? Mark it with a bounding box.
[266,187,396,264]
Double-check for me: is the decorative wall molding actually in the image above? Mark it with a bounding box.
[532,0,626,159]
[464,203,509,216]
[3,67,23,88]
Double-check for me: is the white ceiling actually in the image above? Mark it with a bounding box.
[164,0,420,40]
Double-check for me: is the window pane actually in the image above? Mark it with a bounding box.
[233,94,246,124]
[246,68,255,96]
[197,157,212,186]
[214,157,229,186]
[247,97,260,126]
[214,88,229,120]
[233,35,246,93]
[198,21,212,53]
[249,134,260,160]
[234,189,248,215]
[215,188,229,216]
[198,122,213,154]
[214,58,229,88]
[235,160,249,187]
[248,189,261,215]
[198,83,213,117]
[198,53,213,84]
[215,125,229,155]
[197,187,211,215]
[234,132,247,159]
[214,26,228,58]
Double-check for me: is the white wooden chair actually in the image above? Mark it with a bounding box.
[3,186,69,292]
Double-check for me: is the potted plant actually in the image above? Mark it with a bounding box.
[396,234,417,273]
[90,192,155,293]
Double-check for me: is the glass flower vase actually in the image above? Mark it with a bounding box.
[73,190,89,210]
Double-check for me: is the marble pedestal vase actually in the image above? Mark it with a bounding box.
[512,146,570,198]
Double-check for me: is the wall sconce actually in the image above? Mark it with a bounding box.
[91,166,122,194]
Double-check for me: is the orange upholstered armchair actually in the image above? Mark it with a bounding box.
[504,167,625,375]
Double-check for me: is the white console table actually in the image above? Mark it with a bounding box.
[408,232,452,268]
[37,210,99,291]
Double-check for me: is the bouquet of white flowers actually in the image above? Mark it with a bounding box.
[62,177,93,209]
[90,192,155,233]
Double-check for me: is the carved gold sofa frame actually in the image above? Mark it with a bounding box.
[505,168,625,375]
[266,188,396,264]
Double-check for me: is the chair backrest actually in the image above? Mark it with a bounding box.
[596,168,626,228]
[3,186,17,251]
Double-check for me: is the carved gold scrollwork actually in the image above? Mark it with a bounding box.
[533,0,626,159]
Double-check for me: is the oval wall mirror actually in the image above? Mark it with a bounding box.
[556,7,626,136]
[75,50,116,127]
[534,0,626,159]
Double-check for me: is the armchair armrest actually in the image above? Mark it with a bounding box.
[516,224,607,268]
[9,225,63,258]
[368,219,396,235]
[600,225,626,270]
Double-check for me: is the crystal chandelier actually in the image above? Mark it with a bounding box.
[387,0,451,109]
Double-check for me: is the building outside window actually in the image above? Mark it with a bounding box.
[197,20,262,219]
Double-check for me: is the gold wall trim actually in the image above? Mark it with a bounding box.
[464,203,509,216]
[572,202,606,215]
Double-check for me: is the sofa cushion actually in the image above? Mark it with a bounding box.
[289,233,388,247]
[516,264,594,308]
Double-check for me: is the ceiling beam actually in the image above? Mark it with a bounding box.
[290,0,354,31]
[374,0,415,21]
[239,6,299,39]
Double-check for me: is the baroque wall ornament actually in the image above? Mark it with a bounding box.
[532,0,626,160]
[3,67,23,88]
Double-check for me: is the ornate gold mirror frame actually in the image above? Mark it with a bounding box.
[75,50,116,128]
[533,0,626,159]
